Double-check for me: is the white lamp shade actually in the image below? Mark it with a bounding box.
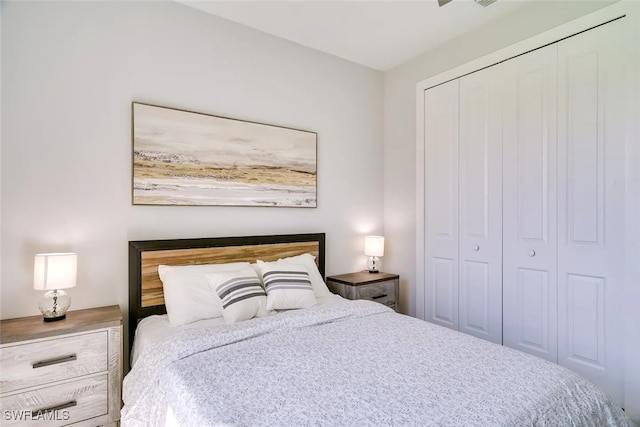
[364,236,385,257]
[33,253,77,291]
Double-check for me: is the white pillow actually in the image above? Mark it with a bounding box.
[158,262,251,326]
[206,267,270,324]
[274,253,333,297]
[257,261,317,311]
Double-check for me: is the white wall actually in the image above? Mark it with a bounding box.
[383,0,617,316]
[624,3,640,421]
[0,2,383,323]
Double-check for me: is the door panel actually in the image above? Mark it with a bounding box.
[502,44,558,362]
[565,274,605,368]
[462,260,489,334]
[557,19,625,403]
[517,70,548,242]
[458,66,503,344]
[433,257,456,326]
[424,80,459,330]
[516,268,550,353]
[564,52,600,244]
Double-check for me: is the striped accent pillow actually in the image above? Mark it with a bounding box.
[205,267,270,323]
[257,261,317,311]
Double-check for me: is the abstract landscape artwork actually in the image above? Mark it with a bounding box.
[132,103,317,207]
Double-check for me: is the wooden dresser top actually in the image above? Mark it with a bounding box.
[327,271,399,286]
[0,305,122,344]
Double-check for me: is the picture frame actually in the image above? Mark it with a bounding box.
[132,102,317,207]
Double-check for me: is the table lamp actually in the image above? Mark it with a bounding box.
[365,236,384,273]
[33,253,77,322]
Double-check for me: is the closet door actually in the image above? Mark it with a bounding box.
[458,67,503,344]
[424,80,459,330]
[502,45,558,362]
[557,19,625,403]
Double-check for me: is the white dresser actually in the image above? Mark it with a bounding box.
[0,306,122,427]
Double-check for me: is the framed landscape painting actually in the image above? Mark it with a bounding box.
[132,103,317,207]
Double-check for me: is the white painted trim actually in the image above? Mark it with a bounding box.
[622,3,640,422]
[415,88,426,319]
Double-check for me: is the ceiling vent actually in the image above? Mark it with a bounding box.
[439,0,496,7]
[474,0,497,6]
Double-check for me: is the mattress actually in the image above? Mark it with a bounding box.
[131,315,224,367]
[123,298,632,427]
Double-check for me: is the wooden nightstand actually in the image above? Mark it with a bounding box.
[0,305,122,427]
[326,272,399,312]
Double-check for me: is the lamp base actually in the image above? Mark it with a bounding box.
[43,314,66,322]
[366,256,381,274]
[38,289,71,322]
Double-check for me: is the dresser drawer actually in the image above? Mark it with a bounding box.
[358,280,396,307]
[0,374,108,427]
[0,331,107,394]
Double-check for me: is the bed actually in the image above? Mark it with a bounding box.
[122,233,632,427]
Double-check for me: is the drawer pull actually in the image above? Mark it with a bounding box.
[32,400,77,417]
[371,294,388,300]
[32,354,77,369]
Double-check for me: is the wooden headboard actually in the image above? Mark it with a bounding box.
[128,233,325,352]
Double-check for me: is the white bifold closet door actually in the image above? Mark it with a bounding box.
[423,70,503,344]
[502,45,558,362]
[422,14,628,406]
[424,80,459,330]
[458,67,503,344]
[556,19,625,403]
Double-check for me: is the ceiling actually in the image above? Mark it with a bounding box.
[177,0,533,71]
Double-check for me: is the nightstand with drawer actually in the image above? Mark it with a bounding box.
[326,272,400,312]
[0,305,122,427]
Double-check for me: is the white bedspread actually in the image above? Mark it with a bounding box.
[129,295,343,367]
[122,299,632,427]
